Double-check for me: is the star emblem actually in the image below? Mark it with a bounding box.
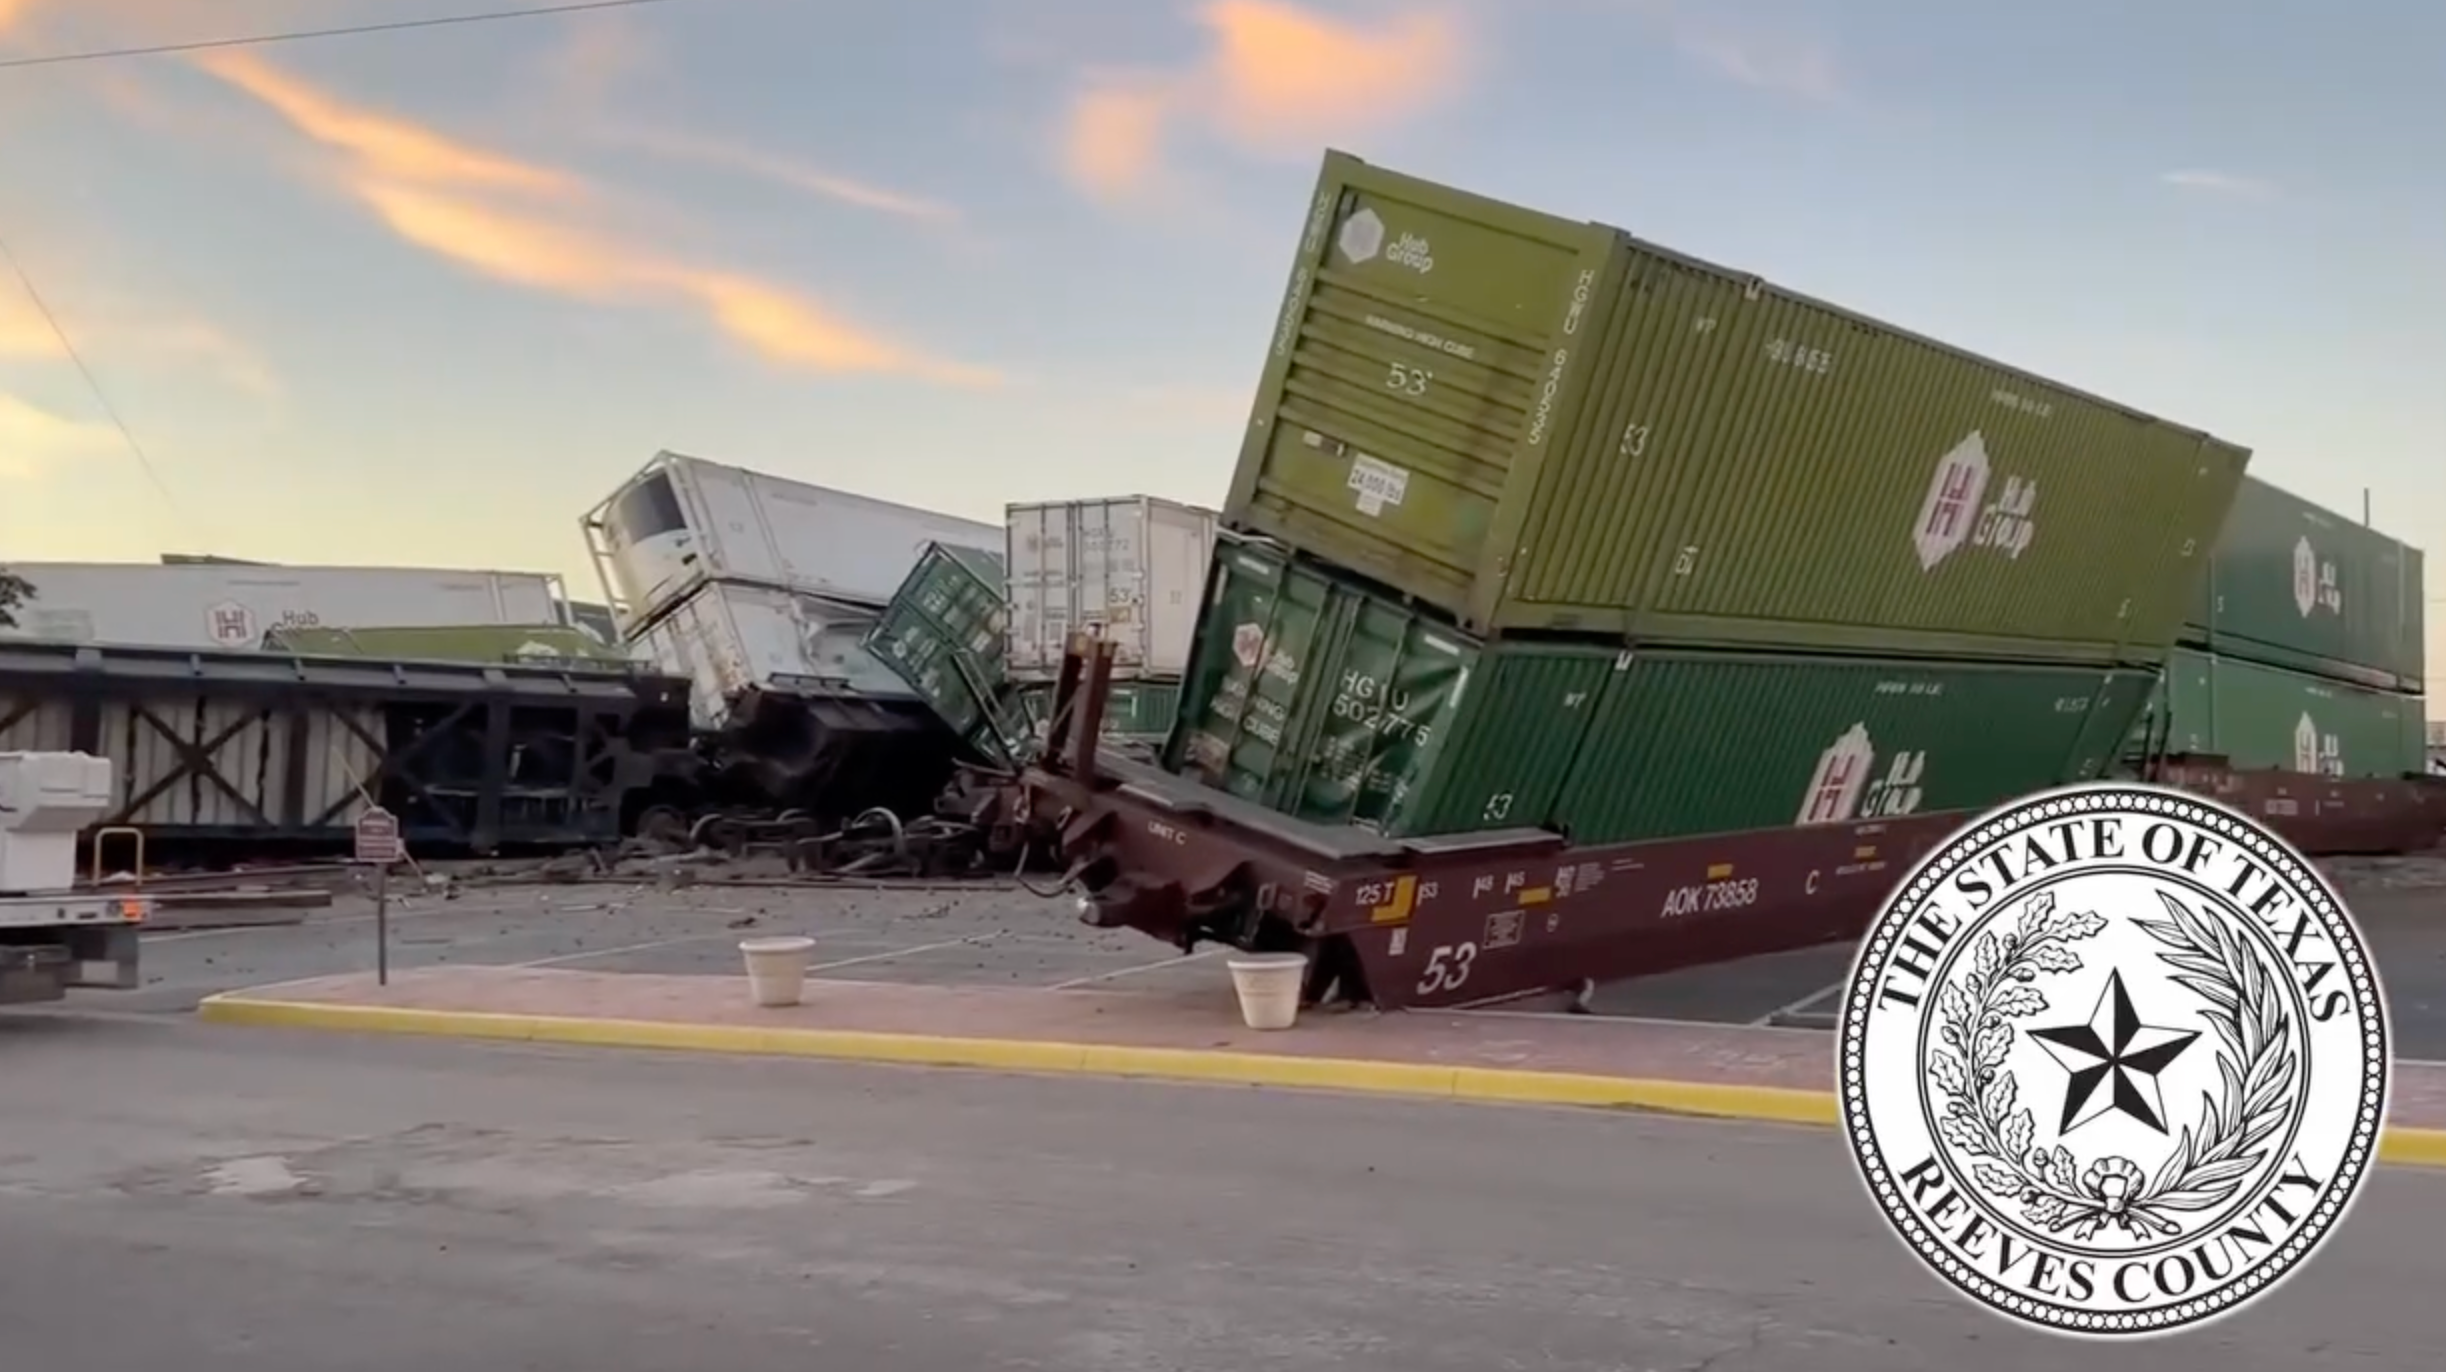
[2028,970,2201,1135]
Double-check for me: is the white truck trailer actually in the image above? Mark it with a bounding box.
[0,752,149,1006]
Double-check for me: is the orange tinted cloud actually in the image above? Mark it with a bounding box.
[1061,0,1466,201]
[197,51,575,198]
[1061,81,1176,202]
[0,395,117,479]
[0,295,63,358]
[198,54,995,386]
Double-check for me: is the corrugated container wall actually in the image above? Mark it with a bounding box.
[1227,150,2249,666]
[1166,537,2147,845]
[2154,648,2425,779]
[636,581,914,732]
[1012,679,1183,751]
[865,544,1023,765]
[583,450,1001,636]
[2182,477,2426,691]
[260,624,632,669]
[0,563,567,651]
[1004,497,1217,681]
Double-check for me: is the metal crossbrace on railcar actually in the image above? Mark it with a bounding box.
[0,640,692,859]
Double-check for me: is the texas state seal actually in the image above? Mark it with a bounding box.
[1837,782,2390,1337]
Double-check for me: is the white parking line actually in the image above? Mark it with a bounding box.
[513,931,1005,972]
[1749,980,1849,1027]
[1046,947,1223,990]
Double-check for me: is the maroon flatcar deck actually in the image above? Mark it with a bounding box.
[1015,643,2442,1011]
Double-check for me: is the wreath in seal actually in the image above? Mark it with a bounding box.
[1927,890,2298,1240]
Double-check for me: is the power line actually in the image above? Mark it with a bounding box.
[0,228,182,516]
[0,0,696,71]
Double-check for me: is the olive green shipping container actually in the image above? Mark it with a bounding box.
[2182,476,2426,691]
[1168,537,2151,843]
[864,544,1023,765]
[2152,647,2424,778]
[258,623,630,669]
[1229,150,2249,667]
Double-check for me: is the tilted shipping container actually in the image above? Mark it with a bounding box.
[1166,538,2147,843]
[581,450,1001,636]
[2153,647,2425,779]
[635,580,913,732]
[1004,496,1217,682]
[2182,476,2426,691]
[865,543,1023,765]
[0,562,568,651]
[1228,150,2250,666]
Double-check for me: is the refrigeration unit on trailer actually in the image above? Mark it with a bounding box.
[1004,496,1217,682]
[0,562,570,652]
[581,450,1003,637]
[0,751,149,1007]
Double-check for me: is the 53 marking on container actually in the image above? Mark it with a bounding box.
[1384,362,1433,397]
[1416,941,1478,996]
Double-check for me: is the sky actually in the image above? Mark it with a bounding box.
[0,0,2441,677]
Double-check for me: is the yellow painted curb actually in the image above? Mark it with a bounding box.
[195,992,2446,1166]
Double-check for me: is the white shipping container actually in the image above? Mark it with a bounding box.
[583,450,1000,636]
[636,580,916,731]
[1005,496,1218,681]
[0,562,567,652]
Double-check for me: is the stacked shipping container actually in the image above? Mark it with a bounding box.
[867,498,1218,762]
[2137,476,2430,778]
[1165,149,2254,845]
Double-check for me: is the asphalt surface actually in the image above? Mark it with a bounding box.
[122,853,2446,1056]
[5,1010,2443,1371]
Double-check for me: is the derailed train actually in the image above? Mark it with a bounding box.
[938,149,2439,1012]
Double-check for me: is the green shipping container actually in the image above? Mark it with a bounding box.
[2183,477,2426,691]
[2154,648,2424,778]
[864,544,1022,765]
[259,623,630,669]
[1229,150,2249,667]
[1169,537,2150,843]
[1549,657,2155,847]
[1014,678,1182,746]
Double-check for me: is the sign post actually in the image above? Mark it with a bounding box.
[352,807,403,985]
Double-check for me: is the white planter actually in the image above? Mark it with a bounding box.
[1226,952,1309,1031]
[738,935,816,1008]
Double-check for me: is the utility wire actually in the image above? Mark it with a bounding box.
[0,0,696,71]
[0,228,181,516]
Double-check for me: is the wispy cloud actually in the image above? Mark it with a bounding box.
[195,51,998,387]
[610,128,962,225]
[1060,0,1470,204]
[2161,169,2279,201]
[1667,18,1841,101]
[0,292,278,398]
[0,395,118,479]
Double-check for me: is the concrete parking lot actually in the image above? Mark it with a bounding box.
[107,851,2446,1057]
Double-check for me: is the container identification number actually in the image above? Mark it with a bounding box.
[1765,337,1833,375]
[1660,878,1759,919]
[1384,362,1433,397]
[1415,941,1478,996]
